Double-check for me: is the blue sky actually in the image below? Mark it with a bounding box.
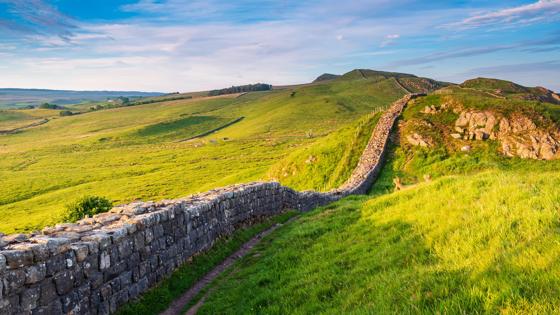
[0,0,558,92]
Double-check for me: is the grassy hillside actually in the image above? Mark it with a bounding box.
[266,111,382,191]
[193,81,560,314]
[0,71,412,233]
[198,168,560,314]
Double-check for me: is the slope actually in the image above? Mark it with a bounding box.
[0,70,410,233]
[195,79,560,314]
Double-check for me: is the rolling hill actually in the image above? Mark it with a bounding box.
[0,69,444,233]
[0,88,164,109]
[168,77,560,314]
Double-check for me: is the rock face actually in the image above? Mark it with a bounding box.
[0,94,423,315]
[454,110,497,141]
[451,110,560,160]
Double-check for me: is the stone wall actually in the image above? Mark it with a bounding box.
[0,93,422,315]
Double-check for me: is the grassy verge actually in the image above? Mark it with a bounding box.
[116,210,298,315]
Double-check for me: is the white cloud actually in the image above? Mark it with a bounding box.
[451,0,560,28]
[380,34,400,47]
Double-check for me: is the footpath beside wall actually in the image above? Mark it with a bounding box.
[0,93,422,315]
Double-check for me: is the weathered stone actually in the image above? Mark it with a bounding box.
[81,233,111,251]
[3,269,25,295]
[2,234,28,244]
[2,249,33,269]
[39,279,58,307]
[99,251,111,270]
[70,243,89,263]
[0,253,6,273]
[21,286,40,311]
[54,269,75,295]
[24,263,46,284]
[30,236,71,255]
[406,133,431,147]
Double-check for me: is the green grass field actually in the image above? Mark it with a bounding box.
[0,74,405,233]
[198,167,560,314]
[185,84,560,314]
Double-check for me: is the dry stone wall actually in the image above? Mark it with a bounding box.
[0,93,422,315]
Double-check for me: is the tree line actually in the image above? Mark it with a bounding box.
[208,83,272,96]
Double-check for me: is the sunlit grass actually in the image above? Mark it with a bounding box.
[0,77,404,233]
[198,168,560,314]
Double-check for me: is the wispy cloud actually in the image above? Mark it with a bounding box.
[463,60,560,76]
[380,34,400,47]
[451,0,560,29]
[0,0,78,40]
[389,33,560,67]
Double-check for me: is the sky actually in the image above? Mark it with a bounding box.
[0,0,558,92]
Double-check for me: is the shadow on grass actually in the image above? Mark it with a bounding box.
[196,195,560,314]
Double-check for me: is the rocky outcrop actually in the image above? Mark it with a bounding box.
[406,133,432,147]
[525,87,560,105]
[454,110,497,141]
[450,110,560,160]
[0,94,423,315]
[498,115,560,160]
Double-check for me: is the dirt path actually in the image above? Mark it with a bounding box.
[176,117,244,142]
[0,118,49,134]
[160,216,298,315]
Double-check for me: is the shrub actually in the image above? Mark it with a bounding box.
[63,196,113,223]
[59,110,73,116]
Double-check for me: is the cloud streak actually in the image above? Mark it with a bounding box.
[451,0,560,28]
[0,0,78,40]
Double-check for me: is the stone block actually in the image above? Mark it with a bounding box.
[21,285,40,311]
[24,263,46,284]
[39,279,57,307]
[2,249,33,269]
[53,269,74,295]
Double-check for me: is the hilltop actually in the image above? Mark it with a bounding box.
[461,77,560,104]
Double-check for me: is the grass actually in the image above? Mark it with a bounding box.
[0,75,407,233]
[196,166,560,314]
[266,111,382,191]
[187,85,560,314]
[116,211,298,315]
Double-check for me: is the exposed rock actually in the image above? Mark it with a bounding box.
[452,109,560,160]
[461,145,472,152]
[421,105,438,114]
[305,155,317,164]
[406,133,432,147]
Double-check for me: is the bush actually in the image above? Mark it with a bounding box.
[59,110,73,116]
[63,196,113,223]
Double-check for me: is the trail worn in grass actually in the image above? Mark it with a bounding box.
[116,211,297,315]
